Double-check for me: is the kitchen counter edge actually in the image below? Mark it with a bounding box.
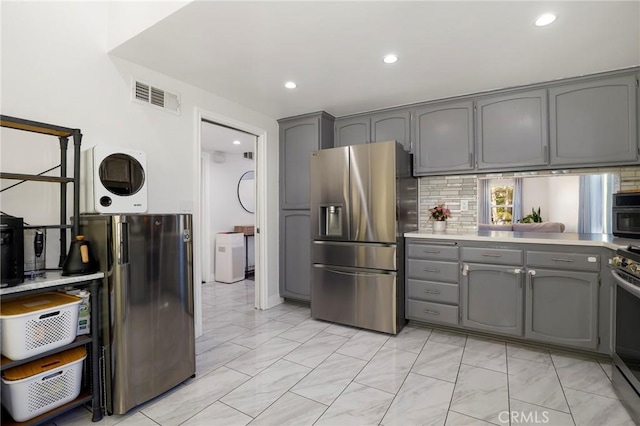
[404,230,636,250]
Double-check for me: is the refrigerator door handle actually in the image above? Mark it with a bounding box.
[117,222,129,265]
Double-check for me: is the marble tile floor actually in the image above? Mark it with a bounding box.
[54,280,636,426]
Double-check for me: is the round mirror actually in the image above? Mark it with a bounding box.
[99,153,145,196]
[238,171,255,213]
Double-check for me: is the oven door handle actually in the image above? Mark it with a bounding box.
[611,269,640,299]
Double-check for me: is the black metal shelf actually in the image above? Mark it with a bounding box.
[0,172,74,183]
[0,335,92,371]
[0,114,82,263]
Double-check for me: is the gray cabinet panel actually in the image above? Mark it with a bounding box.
[407,259,459,283]
[476,90,548,170]
[549,75,638,166]
[279,113,334,210]
[335,116,369,147]
[461,263,524,336]
[407,243,459,261]
[371,109,411,152]
[526,251,600,272]
[461,247,523,266]
[407,279,459,304]
[413,101,474,174]
[407,299,459,325]
[280,210,311,301]
[526,268,599,349]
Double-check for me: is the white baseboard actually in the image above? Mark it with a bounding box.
[266,294,285,309]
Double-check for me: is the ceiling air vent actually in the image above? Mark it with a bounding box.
[132,79,181,115]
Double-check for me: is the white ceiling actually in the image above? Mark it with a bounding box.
[111,1,640,119]
[201,120,256,154]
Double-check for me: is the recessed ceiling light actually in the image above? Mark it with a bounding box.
[535,13,556,26]
[284,81,297,89]
[383,54,398,64]
[233,140,241,145]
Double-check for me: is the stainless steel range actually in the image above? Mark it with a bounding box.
[610,245,640,423]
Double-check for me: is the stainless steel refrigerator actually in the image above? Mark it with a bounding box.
[79,214,195,415]
[310,141,418,334]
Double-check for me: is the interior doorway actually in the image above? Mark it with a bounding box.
[201,120,257,280]
[195,109,268,338]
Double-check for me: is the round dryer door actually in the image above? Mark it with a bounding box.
[98,153,145,196]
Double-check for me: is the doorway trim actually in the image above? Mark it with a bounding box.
[194,108,269,336]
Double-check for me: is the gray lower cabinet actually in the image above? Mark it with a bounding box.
[461,263,524,336]
[549,75,639,167]
[406,241,460,326]
[476,89,548,170]
[413,101,474,175]
[335,109,411,151]
[280,210,311,301]
[526,268,599,349]
[279,112,334,210]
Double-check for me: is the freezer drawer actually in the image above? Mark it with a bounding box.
[312,241,396,270]
[311,264,398,334]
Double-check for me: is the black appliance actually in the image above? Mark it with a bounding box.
[1,215,24,286]
[610,245,640,423]
[613,192,640,238]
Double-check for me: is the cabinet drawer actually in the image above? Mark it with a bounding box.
[407,259,459,283]
[407,243,459,261]
[407,299,459,325]
[461,247,523,266]
[407,279,459,304]
[526,251,600,271]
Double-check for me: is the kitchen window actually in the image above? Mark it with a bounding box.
[490,179,514,224]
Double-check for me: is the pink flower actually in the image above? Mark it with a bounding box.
[430,204,451,221]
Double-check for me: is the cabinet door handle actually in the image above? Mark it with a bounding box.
[424,289,441,294]
[513,268,522,274]
[462,263,469,276]
[482,253,501,258]
[551,257,574,263]
[423,249,441,254]
[423,268,440,273]
[423,310,440,316]
[469,152,473,167]
[528,269,536,275]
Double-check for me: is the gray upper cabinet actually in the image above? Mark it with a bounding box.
[279,112,334,210]
[413,101,474,175]
[461,263,524,336]
[476,90,548,170]
[335,116,369,147]
[335,109,411,151]
[280,210,311,301]
[371,109,411,151]
[526,268,599,349]
[549,75,639,166]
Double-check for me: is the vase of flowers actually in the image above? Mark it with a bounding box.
[429,204,451,232]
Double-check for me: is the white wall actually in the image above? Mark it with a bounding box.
[522,177,550,220]
[208,152,255,281]
[0,1,282,334]
[546,176,579,233]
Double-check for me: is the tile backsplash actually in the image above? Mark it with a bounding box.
[418,165,640,233]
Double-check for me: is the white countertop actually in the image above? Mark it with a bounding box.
[0,271,104,296]
[405,230,638,250]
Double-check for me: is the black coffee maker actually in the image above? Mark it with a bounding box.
[1,215,24,286]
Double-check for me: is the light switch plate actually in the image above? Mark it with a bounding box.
[460,200,469,212]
